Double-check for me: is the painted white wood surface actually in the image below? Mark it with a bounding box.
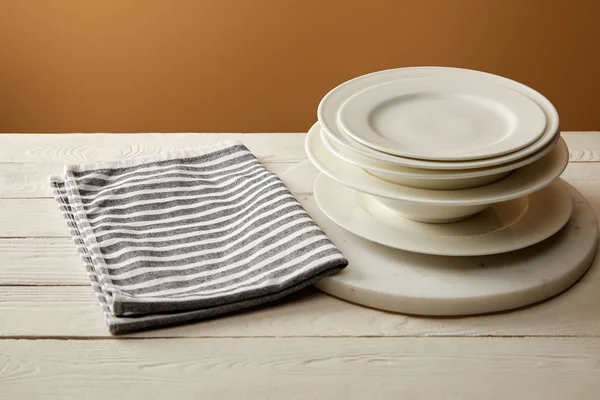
[0,161,295,198]
[2,169,599,238]
[0,133,596,197]
[0,132,597,162]
[2,181,600,338]
[1,276,600,338]
[2,338,599,400]
[0,133,307,163]
[1,132,600,399]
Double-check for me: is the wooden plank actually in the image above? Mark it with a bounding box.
[0,238,83,285]
[1,165,599,282]
[0,134,598,199]
[2,176,600,337]
[0,132,596,165]
[2,172,600,238]
[0,286,415,337]
[0,161,297,198]
[562,162,600,181]
[1,158,594,199]
[0,198,69,237]
[2,247,600,338]
[564,132,600,162]
[0,163,55,198]
[0,133,306,163]
[0,133,600,198]
[1,337,598,400]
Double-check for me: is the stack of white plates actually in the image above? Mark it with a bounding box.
[297,67,598,315]
[312,67,568,225]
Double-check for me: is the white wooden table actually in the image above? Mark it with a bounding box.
[1,133,600,399]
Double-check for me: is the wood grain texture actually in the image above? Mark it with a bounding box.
[0,161,295,198]
[0,132,597,199]
[565,132,600,162]
[3,173,599,238]
[0,163,600,285]
[0,238,82,285]
[0,199,69,237]
[2,133,600,400]
[0,132,597,164]
[0,133,306,163]
[2,246,600,338]
[1,157,598,199]
[3,165,600,337]
[1,338,599,400]
[0,132,596,201]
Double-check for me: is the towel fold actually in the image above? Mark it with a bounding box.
[50,140,347,334]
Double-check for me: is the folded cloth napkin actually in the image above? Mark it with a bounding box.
[49,140,347,334]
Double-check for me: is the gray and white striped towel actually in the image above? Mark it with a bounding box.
[49,140,347,334]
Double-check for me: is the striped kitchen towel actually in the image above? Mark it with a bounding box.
[49,140,347,334]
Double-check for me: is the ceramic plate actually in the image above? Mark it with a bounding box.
[314,173,572,256]
[320,123,561,181]
[337,78,547,160]
[306,121,568,206]
[318,67,560,170]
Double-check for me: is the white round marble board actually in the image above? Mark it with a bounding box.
[280,160,599,316]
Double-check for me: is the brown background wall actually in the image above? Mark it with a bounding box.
[0,0,599,133]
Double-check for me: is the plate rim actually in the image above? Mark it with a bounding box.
[319,124,561,180]
[306,121,568,206]
[336,77,547,161]
[317,67,560,169]
[314,173,573,257]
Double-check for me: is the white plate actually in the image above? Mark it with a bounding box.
[306,121,568,206]
[282,161,597,316]
[337,78,547,161]
[314,173,572,256]
[320,124,560,190]
[318,67,560,170]
[322,129,511,189]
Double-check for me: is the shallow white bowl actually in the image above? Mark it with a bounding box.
[306,122,569,223]
[373,198,490,223]
[320,126,561,189]
[314,172,573,255]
